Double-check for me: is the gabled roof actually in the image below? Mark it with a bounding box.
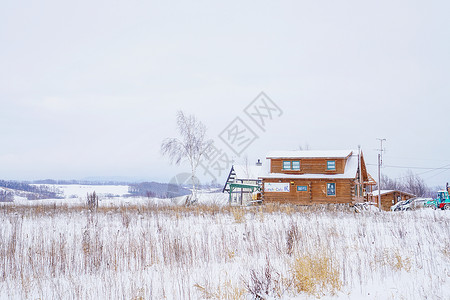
[266,150,353,159]
[370,190,416,197]
[366,173,377,185]
[371,190,395,196]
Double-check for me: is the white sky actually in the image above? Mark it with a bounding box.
[1,0,449,187]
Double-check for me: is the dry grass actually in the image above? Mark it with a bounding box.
[194,280,246,300]
[231,207,246,223]
[291,251,342,297]
[440,242,450,260]
[0,202,448,299]
[375,248,412,272]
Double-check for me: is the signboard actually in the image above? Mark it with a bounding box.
[297,185,308,192]
[264,182,290,192]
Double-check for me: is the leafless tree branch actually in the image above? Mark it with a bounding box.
[161,111,213,205]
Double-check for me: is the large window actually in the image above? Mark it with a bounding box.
[282,161,291,170]
[327,160,336,170]
[327,183,336,196]
[292,161,300,170]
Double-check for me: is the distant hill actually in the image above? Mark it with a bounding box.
[1,179,204,200]
[0,187,14,202]
[32,179,135,186]
[0,180,63,200]
[32,179,192,198]
[128,181,191,198]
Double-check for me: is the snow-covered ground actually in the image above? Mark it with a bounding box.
[11,184,228,207]
[0,185,449,299]
[56,184,131,199]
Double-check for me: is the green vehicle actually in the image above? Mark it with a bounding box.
[425,198,437,208]
[429,183,450,210]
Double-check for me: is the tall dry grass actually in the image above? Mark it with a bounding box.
[0,202,448,299]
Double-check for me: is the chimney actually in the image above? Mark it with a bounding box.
[256,159,262,166]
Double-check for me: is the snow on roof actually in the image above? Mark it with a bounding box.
[260,151,359,179]
[266,150,353,159]
[232,164,266,180]
[370,190,416,197]
[370,190,395,196]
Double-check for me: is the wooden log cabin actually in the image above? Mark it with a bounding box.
[368,190,416,211]
[260,150,376,205]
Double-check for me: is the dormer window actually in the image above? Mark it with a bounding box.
[327,160,336,171]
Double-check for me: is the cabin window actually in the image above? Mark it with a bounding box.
[327,160,336,170]
[282,161,291,170]
[327,183,336,196]
[292,161,300,170]
[297,185,308,192]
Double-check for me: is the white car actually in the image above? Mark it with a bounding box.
[391,199,409,211]
[403,198,432,210]
[391,198,431,211]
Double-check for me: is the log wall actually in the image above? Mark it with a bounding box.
[369,192,416,211]
[262,178,354,205]
[270,158,347,175]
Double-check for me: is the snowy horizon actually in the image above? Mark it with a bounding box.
[1,1,449,187]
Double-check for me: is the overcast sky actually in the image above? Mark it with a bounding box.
[1,0,449,187]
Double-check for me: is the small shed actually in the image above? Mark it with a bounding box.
[369,190,416,211]
[223,162,265,205]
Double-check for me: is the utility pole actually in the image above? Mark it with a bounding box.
[358,145,362,202]
[376,138,386,210]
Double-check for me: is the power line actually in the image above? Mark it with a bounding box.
[381,163,450,181]
[366,163,450,170]
[367,161,450,181]
[423,168,450,180]
[384,156,450,163]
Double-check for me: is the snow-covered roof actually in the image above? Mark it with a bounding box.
[232,164,266,180]
[370,190,416,197]
[260,152,359,180]
[370,190,394,196]
[266,150,353,159]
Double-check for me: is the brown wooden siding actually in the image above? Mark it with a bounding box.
[262,178,354,205]
[369,192,416,211]
[270,158,347,175]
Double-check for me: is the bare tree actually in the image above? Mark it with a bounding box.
[377,172,431,197]
[402,171,430,197]
[379,174,403,190]
[298,143,311,151]
[161,111,212,205]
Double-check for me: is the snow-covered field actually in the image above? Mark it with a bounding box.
[15,184,227,207]
[0,186,449,299]
[56,184,131,199]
